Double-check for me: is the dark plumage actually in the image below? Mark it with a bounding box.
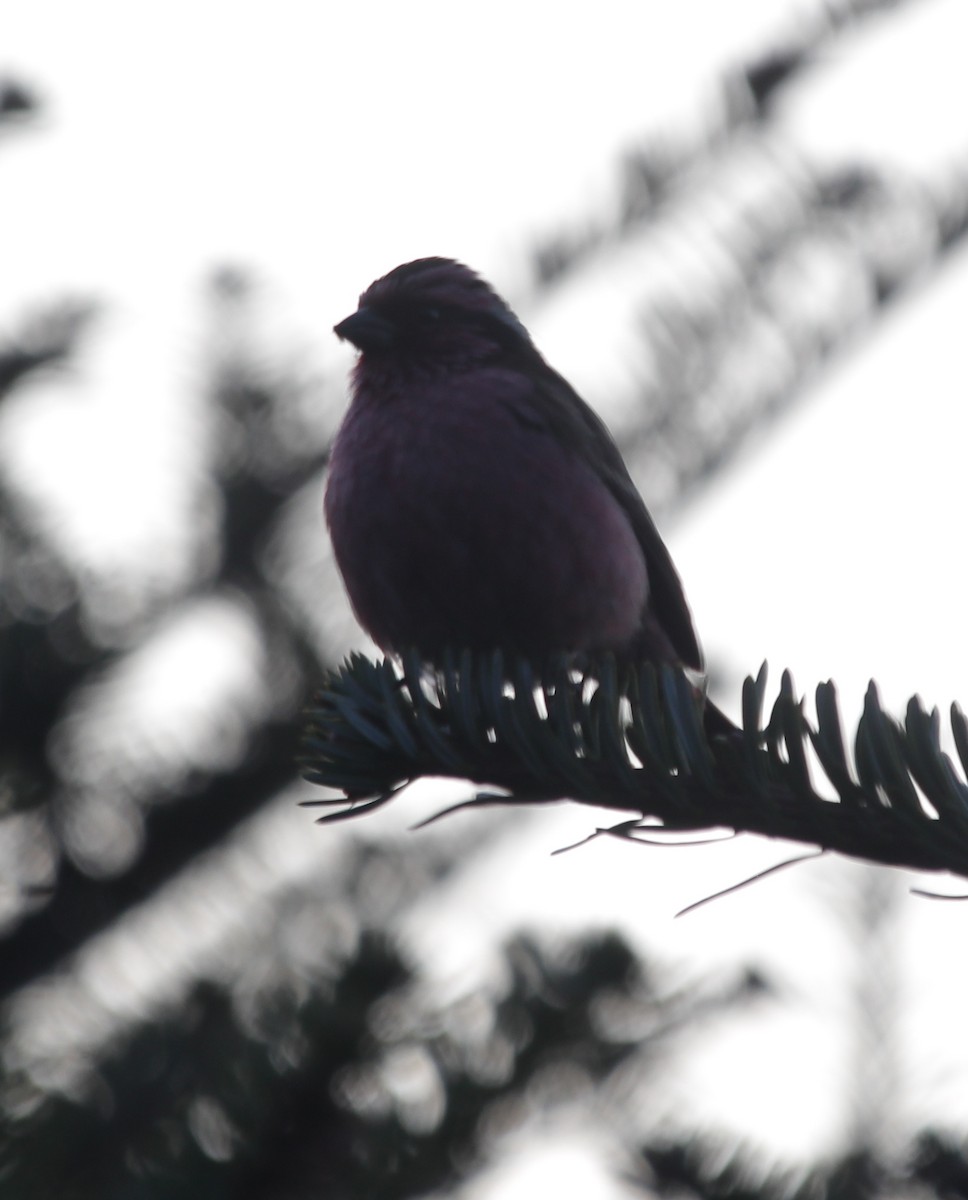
[325,257,711,692]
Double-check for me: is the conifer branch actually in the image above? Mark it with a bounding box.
[300,652,968,881]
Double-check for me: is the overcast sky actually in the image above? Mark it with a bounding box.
[6,2,968,1195]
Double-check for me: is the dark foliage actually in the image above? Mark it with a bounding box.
[303,652,968,882]
[639,1135,968,1199]
[0,77,39,124]
[911,1132,968,1200]
[1,927,766,1199]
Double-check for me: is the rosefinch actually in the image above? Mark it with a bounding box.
[326,258,727,728]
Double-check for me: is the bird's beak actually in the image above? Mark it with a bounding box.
[334,306,396,352]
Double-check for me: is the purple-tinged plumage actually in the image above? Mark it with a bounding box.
[325,257,706,678]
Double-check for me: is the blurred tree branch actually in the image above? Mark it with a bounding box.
[0,920,765,1199]
[302,652,968,883]
[0,77,40,131]
[530,0,921,284]
[0,301,97,401]
[2,2,966,1196]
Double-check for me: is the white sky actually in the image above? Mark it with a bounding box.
[5,0,968,1194]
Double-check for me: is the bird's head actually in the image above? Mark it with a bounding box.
[334,257,533,372]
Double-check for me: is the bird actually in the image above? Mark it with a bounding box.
[325,257,728,730]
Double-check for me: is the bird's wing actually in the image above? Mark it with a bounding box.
[509,360,704,672]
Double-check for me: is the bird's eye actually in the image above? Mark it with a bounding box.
[421,305,442,322]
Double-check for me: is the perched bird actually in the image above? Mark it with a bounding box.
[326,257,725,726]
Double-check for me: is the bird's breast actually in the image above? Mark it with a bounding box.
[325,371,649,658]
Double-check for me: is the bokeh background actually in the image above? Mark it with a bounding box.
[4,1,968,1196]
